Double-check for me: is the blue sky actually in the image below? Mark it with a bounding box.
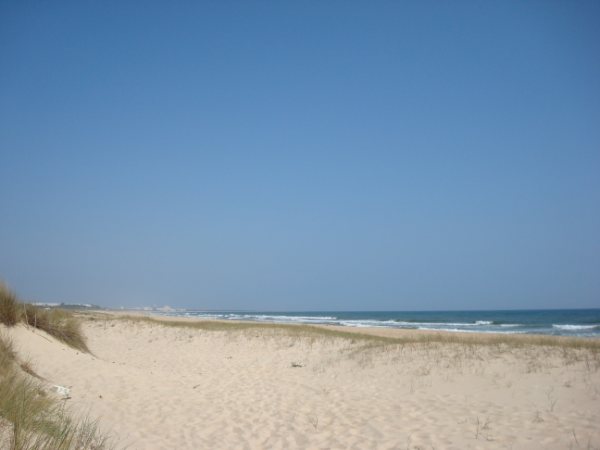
[1,1,599,310]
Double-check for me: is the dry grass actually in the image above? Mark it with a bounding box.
[0,282,19,326]
[95,313,600,351]
[0,283,88,352]
[21,304,89,352]
[0,345,113,449]
[19,360,43,381]
[0,332,113,449]
[0,282,113,448]
[0,333,16,377]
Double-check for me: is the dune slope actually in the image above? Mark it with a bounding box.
[5,316,600,449]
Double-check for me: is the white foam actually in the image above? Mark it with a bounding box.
[552,324,598,331]
[161,311,600,337]
[395,321,487,327]
[417,327,520,335]
[223,314,337,323]
[339,320,397,328]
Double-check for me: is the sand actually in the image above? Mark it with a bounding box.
[5,314,600,449]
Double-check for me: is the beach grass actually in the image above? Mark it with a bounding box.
[0,283,19,326]
[21,304,89,352]
[0,333,113,450]
[0,282,113,449]
[0,282,88,352]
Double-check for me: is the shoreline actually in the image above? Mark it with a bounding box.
[87,309,600,348]
[84,307,600,339]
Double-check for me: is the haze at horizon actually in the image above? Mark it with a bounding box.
[1,1,599,310]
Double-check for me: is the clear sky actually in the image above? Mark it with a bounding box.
[1,1,599,310]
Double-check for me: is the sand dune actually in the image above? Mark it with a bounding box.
[5,315,600,449]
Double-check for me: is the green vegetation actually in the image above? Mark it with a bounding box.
[0,283,88,352]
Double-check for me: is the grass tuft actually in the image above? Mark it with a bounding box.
[21,304,89,352]
[1,282,108,446]
[1,323,113,448]
[0,282,19,326]
[0,333,16,377]
[19,360,43,381]
[0,282,89,352]
[0,335,114,449]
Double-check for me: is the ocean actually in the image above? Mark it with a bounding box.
[159,308,600,338]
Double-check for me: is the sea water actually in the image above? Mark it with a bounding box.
[159,309,600,338]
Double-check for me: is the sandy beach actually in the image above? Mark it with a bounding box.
[4,313,600,449]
